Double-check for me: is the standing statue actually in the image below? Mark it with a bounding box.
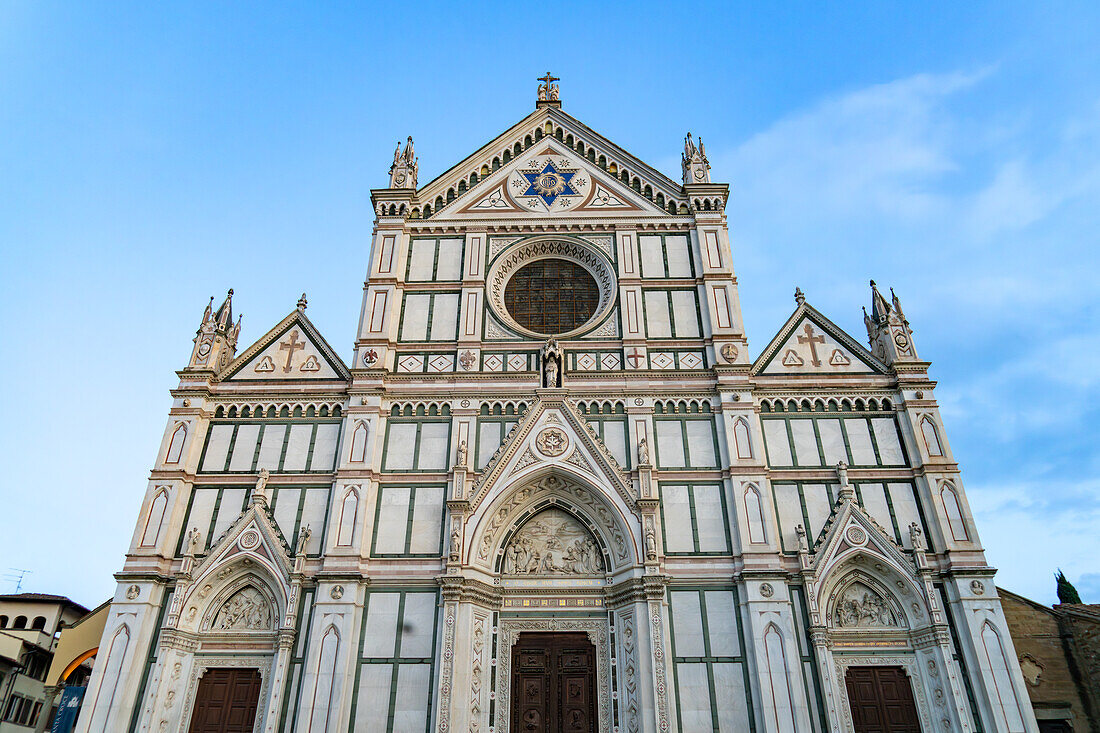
[544,354,559,388]
[795,524,808,554]
[253,468,269,503]
[456,440,468,468]
[909,522,924,551]
[296,525,312,556]
[185,528,202,558]
[403,135,415,165]
[637,436,650,465]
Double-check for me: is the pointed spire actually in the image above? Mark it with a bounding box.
[297,293,308,311]
[215,289,234,328]
[682,131,711,184]
[187,289,241,370]
[890,287,907,324]
[388,137,418,188]
[869,280,890,324]
[794,287,805,306]
[866,280,918,364]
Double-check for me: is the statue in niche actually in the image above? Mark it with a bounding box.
[213,587,271,631]
[503,508,603,575]
[833,582,898,628]
[542,338,562,387]
[543,354,560,388]
[637,436,650,465]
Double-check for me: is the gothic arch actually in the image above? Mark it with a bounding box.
[197,572,281,635]
[493,502,610,575]
[467,471,640,572]
[817,548,928,631]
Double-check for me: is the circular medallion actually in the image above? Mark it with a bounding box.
[330,585,344,600]
[486,236,617,339]
[720,343,739,363]
[760,583,774,598]
[239,530,260,549]
[894,332,909,348]
[126,584,140,600]
[534,427,568,457]
[508,155,592,213]
[970,580,985,596]
[845,526,868,545]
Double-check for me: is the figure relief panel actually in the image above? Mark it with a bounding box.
[503,508,604,575]
[211,586,273,631]
[832,582,899,629]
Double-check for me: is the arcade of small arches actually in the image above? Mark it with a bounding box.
[396,120,690,220]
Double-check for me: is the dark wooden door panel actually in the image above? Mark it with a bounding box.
[188,668,262,733]
[512,633,596,733]
[845,666,920,733]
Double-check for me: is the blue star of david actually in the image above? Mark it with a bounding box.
[521,162,578,207]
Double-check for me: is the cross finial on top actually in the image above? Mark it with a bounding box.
[537,72,561,104]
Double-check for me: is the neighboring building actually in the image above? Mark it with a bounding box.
[0,594,88,731]
[1000,587,1100,732]
[78,79,1038,732]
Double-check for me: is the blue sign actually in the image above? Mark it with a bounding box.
[51,686,85,733]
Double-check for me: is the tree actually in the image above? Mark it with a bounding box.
[1055,569,1082,605]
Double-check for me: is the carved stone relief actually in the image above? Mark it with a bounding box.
[212,586,272,631]
[833,582,898,629]
[502,508,603,575]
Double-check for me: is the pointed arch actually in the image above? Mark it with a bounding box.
[349,420,369,462]
[307,624,342,732]
[469,472,639,571]
[336,487,359,547]
[743,483,767,544]
[84,623,131,730]
[980,621,1027,731]
[733,417,753,459]
[941,481,968,541]
[165,422,187,463]
[920,416,943,457]
[761,623,798,732]
[139,488,169,547]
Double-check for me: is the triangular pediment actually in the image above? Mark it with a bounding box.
[417,106,687,220]
[753,302,887,376]
[431,137,670,220]
[221,308,350,382]
[811,499,910,572]
[189,497,294,591]
[469,395,634,510]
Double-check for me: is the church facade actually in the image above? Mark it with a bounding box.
[77,80,1038,732]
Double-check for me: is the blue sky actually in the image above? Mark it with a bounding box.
[1,2,1098,608]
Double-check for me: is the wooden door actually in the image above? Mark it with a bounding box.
[188,668,262,733]
[512,632,596,733]
[845,666,920,733]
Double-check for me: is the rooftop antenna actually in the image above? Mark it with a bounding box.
[4,568,31,593]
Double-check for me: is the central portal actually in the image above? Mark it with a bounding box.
[511,632,597,733]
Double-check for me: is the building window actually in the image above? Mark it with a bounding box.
[12,616,26,629]
[31,616,46,631]
[503,259,599,335]
[660,483,731,554]
[370,485,445,556]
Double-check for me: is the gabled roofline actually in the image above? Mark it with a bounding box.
[751,300,888,376]
[415,105,687,208]
[219,307,351,382]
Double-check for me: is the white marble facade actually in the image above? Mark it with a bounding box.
[77,85,1038,732]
